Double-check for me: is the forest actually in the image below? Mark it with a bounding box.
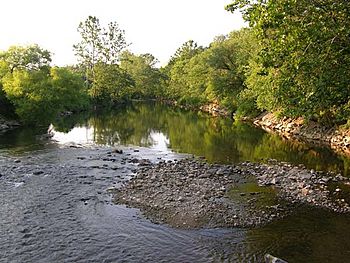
[0,0,349,127]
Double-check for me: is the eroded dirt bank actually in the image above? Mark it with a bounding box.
[254,112,350,155]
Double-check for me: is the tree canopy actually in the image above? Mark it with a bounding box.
[226,0,350,124]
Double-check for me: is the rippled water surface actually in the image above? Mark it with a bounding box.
[1,102,350,263]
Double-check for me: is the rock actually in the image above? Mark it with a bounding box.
[301,188,309,196]
[33,171,44,175]
[299,172,312,180]
[269,178,277,185]
[264,254,288,263]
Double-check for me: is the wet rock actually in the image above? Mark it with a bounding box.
[113,149,123,154]
[264,254,288,263]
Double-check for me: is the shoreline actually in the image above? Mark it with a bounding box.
[253,112,350,156]
[164,100,350,157]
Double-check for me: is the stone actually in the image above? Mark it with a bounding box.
[264,254,288,263]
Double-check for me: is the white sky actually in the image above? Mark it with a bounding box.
[0,0,245,66]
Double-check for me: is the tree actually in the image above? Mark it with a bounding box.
[165,40,205,103]
[163,29,258,109]
[90,63,134,105]
[0,44,51,73]
[73,16,128,82]
[227,0,350,124]
[0,45,89,124]
[120,51,164,98]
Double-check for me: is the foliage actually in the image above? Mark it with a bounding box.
[0,61,15,116]
[90,62,134,106]
[2,66,89,124]
[50,67,89,111]
[164,40,205,103]
[0,45,90,124]
[0,44,51,73]
[2,67,56,124]
[227,0,350,124]
[164,29,258,109]
[73,16,128,82]
[120,51,165,98]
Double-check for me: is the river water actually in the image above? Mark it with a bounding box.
[1,102,350,262]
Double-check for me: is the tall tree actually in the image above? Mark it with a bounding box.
[73,16,128,81]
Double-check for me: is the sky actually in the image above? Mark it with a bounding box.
[0,0,245,66]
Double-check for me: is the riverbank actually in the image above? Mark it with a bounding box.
[253,112,350,155]
[114,158,350,229]
[179,100,350,156]
[163,100,350,156]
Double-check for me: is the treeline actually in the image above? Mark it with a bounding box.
[164,0,350,125]
[1,1,350,126]
[0,45,89,124]
[0,16,164,125]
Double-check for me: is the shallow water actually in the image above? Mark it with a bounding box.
[1,102,350,262]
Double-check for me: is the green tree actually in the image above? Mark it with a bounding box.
[50,67,89,112]
[165,40,205,103]
[0,44,51,73]
[120,51,164,98]
[227,0,350,124]
[90,63,134,105]
[0,60,15,115]
[2,68,55,124]
[0,45,89,124]
[73,16,128,82]
[163,29,258,110]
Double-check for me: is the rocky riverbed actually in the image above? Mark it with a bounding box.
[114,158,350,229]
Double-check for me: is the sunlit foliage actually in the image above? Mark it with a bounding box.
[227,0,350,124]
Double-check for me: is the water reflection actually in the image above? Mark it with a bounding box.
[51,102,349,176]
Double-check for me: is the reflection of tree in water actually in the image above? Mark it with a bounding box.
[52,111,91,133]
[54,101,350,176]
[88,102,170,146]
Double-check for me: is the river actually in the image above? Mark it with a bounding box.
[1,102,350,262]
